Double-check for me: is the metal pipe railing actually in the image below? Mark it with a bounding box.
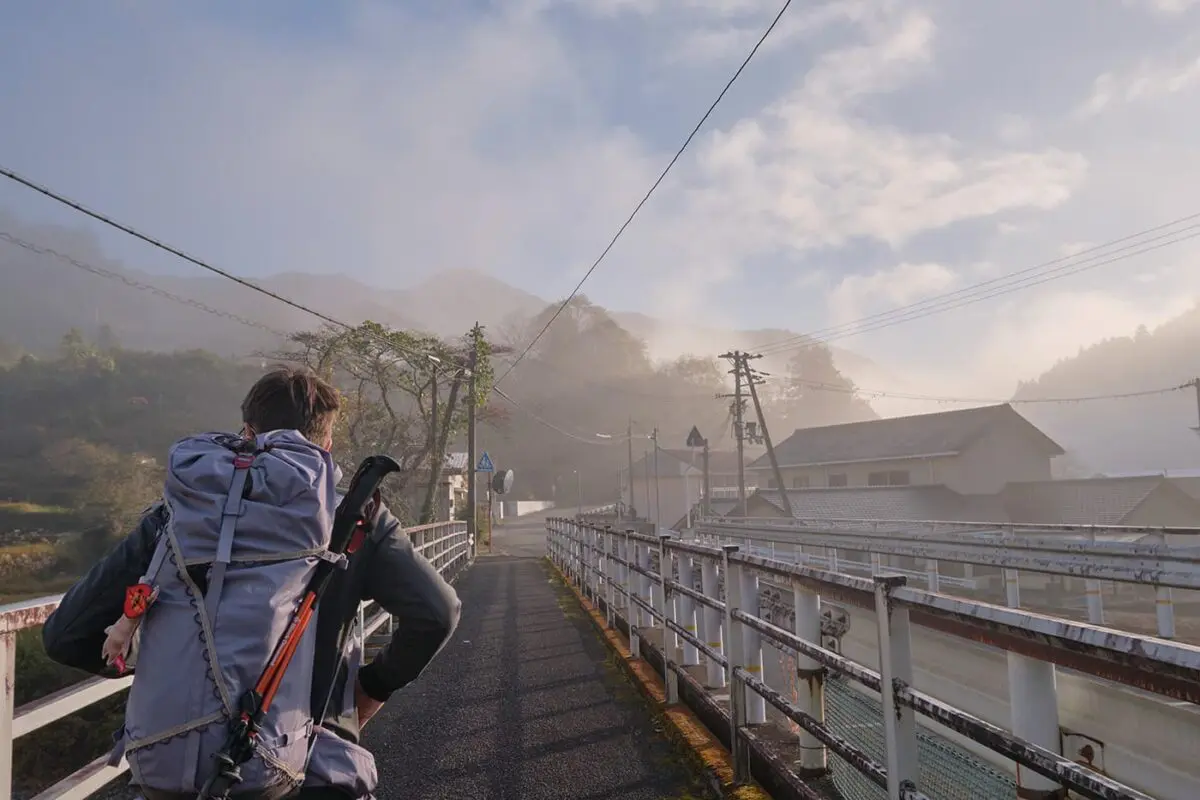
[0,520,472,800]
[548,517,1198,800]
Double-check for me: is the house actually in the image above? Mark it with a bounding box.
[746,404,1064,496]
[620,447,748,530]
[1002,476,1200,533]
[397,451,470,524]
[742,485,1008,523]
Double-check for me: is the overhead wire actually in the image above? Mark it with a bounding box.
[0,165,436,362]
[493,0,795,388]
[0,230,292,339]
[756,374,1195,406]
[755,215,1200,357]
[0,208,640,446]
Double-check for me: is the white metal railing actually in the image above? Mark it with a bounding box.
[0,519,472,800]
[696,516,1200,638]
[547,517,1200,800]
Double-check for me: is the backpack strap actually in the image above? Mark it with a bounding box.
[204,451,255,630]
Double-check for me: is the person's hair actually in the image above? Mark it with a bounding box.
[241,365,341,444]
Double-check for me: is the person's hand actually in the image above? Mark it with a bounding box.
[354,677,385,728]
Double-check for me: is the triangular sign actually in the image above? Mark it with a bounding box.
[477,452,494,472]
[686,426,706,448]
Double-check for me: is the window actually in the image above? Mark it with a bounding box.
[791,476,810,489]
[828,473,848,487]
[868,470,911,486]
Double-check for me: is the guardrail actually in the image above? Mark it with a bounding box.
[547,517,1200,800]
[0,519,473,800]
[696,516,1200,639]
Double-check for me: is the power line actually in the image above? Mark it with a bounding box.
[0,164,435,362]
[762,374,1195,406]
[756,214,1200,357]
[1,230,292,338]
[493,0,795,388]
[491,386,639,446]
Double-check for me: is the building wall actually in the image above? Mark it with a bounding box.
[946,424,1053,494]
[749,455,949,492]
[748,421,1053,495]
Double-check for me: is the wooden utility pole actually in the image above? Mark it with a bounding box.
[744,353,794,518]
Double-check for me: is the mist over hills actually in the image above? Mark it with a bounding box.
[3,209,1198,476]
[0,211,881,376]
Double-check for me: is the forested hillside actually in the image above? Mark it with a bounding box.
[1015,303,1200,474]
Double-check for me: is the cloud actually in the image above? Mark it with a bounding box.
[829,261,959,325]
[3,0,1200,417]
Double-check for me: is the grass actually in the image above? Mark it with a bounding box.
[0,501,72,514]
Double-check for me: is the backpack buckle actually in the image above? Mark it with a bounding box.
[233,454,255,469]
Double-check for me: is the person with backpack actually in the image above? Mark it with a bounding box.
[41,366,463,800]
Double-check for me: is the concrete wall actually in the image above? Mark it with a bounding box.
[499,500,555,518]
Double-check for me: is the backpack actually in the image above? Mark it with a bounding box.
[119,430,340,797]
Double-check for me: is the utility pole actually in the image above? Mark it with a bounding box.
[744,352,794,518]
[627,418,636,517]
[719,350,749,517]
[652,427,661,529]
[1190,378,1200,435]
[466,323,480,552]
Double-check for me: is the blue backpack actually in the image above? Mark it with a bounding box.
[118,430,340,796]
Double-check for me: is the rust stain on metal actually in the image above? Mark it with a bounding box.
[911,609,1200,703]
[0,596,61,634]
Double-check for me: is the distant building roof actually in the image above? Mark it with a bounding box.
[748,404,1063,471]
[443,452,470,473]
[627,448,744,479]
[749,486,1009,523]
[1001,476,1199,526]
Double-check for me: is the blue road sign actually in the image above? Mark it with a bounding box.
[477,452,494,472]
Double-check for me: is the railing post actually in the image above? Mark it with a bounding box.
[792,579,827,776]
[925,558,940,593]
[874,575,918,799]
[1153,531,1176,639]
[678,552,699,667]
[740,561,766,724]
[638,541,652,630]
[722,545,751,785]
[604,526,616,627]
[659,534,680,705]
[1002,551,1064,800]
[701,556,725,689]
[1085,528,1104,625]
[1,631,15,800]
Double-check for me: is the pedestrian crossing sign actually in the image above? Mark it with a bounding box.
[477,452,494,472]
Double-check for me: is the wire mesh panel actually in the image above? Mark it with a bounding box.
[823,676,1016,800]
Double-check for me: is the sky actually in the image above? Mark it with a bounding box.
[3,0,1200,409]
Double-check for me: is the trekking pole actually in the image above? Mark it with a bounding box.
[197,454,401,800]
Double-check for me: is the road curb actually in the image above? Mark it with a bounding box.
[548,558,773,800]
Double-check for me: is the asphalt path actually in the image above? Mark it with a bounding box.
[362,511,714,799]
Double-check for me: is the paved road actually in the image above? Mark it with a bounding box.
[362,511,714,799]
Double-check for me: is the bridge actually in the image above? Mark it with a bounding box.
[2,513,1199,800]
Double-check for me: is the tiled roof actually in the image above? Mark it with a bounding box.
[1001,476,1184,526]
[443,452,470,473]
[748,404,1062,470]
[749,486,1009,523]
